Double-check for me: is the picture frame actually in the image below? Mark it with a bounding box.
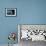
[18,24,46,42]
[5,8,17,17]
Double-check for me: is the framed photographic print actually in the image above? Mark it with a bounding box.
[5,8,17,17]
[18,24,46,42]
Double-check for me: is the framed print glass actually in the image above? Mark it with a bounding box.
[5,8,17,17]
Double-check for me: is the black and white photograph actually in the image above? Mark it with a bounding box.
[5,8,17,16]
[18,25,46,46]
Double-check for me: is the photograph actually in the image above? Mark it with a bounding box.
[18,24,46,46]
[5,8,17,16]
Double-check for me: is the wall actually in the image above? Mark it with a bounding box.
[0,0,46,44]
